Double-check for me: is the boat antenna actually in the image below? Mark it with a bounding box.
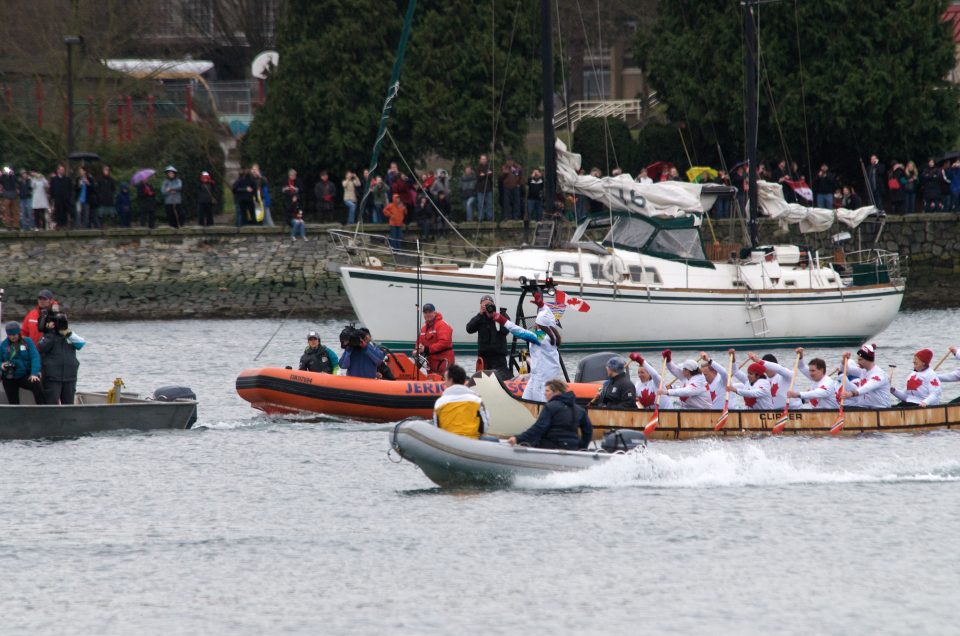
[415,240,422,381]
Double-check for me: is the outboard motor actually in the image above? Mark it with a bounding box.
[153,386,198,428]
[575,351,622,383]
[601,429,646,453]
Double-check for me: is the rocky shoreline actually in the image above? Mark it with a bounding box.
[0,215,955,321]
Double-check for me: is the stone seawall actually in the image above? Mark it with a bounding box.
[0,214,956,321]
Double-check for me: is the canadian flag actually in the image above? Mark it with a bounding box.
[554,289,591,312]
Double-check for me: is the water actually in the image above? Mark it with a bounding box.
[2,309,960,635]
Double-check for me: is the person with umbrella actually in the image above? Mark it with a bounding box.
[131,169,157,229]
[161,166,183,228]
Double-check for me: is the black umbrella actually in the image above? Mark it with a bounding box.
[68,151,101,162]
[937,150,960,163]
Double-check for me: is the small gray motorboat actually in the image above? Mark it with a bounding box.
[390,420,644,488]
[0,386,198,441]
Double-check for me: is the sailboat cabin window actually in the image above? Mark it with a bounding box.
[629,266,661,284]
[647,228,706,261]
[600,217,656,250]
[552,262,579,278]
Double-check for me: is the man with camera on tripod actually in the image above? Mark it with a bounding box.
[465,294,510,379]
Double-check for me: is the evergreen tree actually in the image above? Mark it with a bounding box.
[244,0,544,204]
[638,1,960,181]
[571,117,640,175]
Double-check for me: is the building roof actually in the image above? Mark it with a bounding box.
[103,59,215,79]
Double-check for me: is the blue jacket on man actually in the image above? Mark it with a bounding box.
[515,390,592,450]
[339,342,385,379]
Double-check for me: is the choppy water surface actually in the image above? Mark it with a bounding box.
[2,310,960,635]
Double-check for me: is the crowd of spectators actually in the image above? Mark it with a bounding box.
[2,151,954,235]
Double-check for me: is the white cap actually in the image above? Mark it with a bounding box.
[535,306,557,328]
[681,359,699,372]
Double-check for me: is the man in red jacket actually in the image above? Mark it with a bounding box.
[416,303,455,374]
[21,288,57,346]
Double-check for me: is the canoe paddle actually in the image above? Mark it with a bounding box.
[714,351,735,431]
[645,355,669,436]
[830,357,849,435]
[933,350,952,371]
[772,351,802,434]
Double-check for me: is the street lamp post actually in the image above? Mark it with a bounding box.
[64,35,82,159]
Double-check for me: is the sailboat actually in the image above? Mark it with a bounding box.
[328,0,904,353]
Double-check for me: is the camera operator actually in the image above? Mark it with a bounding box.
[465,294,510,379]
[338,325,386,379]
[38,312,85,405]
[1,322,44,405]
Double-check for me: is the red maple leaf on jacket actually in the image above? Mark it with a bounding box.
[932,378,940,387]
[810,398,819,407]
[638,388,656,407]
[906,375,922,391]
[770,382,779,397]
[744,396,757,407]
[871,375,881,382]
[710,390,717,403]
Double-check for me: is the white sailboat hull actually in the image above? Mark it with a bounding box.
[339,265,903,352]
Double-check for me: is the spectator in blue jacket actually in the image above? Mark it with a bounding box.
[1,321,44,404]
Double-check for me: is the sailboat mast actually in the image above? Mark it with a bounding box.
[541,0,557,218]
[744,1,759,248]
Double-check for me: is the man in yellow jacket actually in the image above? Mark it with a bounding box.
[433,364,489,439]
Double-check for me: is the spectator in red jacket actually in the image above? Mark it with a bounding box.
[416,303,455,374]
[21,288,57,346]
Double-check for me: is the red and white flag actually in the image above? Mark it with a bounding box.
[553,289,591,313]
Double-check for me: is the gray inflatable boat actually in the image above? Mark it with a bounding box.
[391,420,622,488]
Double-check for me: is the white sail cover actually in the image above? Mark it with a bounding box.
[556,140,706,217]
[556,139,878,233]
[756,180,878,233]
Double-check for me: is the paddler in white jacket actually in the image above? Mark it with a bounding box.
[729,362,774,410]
[628,352,671,409]
[746,352,801,410]
[786,348,838,409]
[492,292,562,402]
[840,343,891,408]
[698,351,729,409]
[660,350,712,409]
[891,348,942,407]
[937,346,960,383]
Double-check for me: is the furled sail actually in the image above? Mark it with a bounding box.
[555,140,708,217]
[756,181,879,233]
[556,139,879,233]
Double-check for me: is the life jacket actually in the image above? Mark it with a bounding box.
[433,385,487,439]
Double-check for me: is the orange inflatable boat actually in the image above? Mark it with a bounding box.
[236,359,601,422]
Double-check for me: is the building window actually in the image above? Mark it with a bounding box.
[583,67,610,100]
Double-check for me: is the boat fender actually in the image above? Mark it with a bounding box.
[601,429,646,453]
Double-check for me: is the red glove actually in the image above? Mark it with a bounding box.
[661,349,672,362]
[491,312,508,326]
[531,291,544,308]
[629,353,644,365]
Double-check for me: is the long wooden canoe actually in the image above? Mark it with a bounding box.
[470,373,960,440]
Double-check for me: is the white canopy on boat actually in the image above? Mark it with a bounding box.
[556,139,880,233]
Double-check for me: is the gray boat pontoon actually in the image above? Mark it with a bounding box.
[391,420,637,488]
[0,386,198,441]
